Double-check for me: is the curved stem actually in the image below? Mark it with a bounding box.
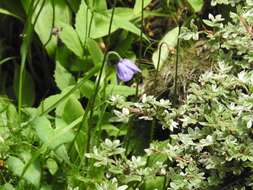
[43,0,55,48]
[155,42,169,80]
[173,26,181,103]
[143,40,159,57]
[106,51,122,61]
[84,0,117,166]
[150,43,169,143]
[139,0,144,58]
[135,0,145,98]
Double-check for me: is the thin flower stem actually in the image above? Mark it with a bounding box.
[43,0,55,48]
[135,0,145,98]
[106,51,122,61]
[150,42,169,143]
[174,25,181,103]
[143,40,159,57]
[66,0,95,161]
[84,0,116,164]
[155,42,169,80]
[139,0,144,58]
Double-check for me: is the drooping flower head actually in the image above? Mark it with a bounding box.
[116,59,141,82]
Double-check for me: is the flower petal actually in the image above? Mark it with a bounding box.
[116,59,140,82]
[121,59,140,73]
[116,63,135,82]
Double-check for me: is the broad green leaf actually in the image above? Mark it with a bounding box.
[59,22,83,58]
[33,116,75,148]
[87,0,107,11]
[34,0,65,55]
[75,0,91,45]
[134,0,153,15]
[7,152,41,187]
[38,93,62,113]
[86,38,104,65]
[38,66,98,116]
[90,12,118,39]
[79,80,95,99]
[14,66,35,106]
[22,0,71,55]
[113,15,149,41]
[188,0,204,12]
[152,27,179,70]
[55,88,81,117]
[46,158,58,175]
[76,1,112,42]
[76,1,147,40]
[32,116,73,161]
[54,61,75,90]
[33,116,53,146]
[114,8,135,20]
[62,96,84,124]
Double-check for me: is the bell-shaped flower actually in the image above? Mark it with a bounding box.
[116,59,141,82]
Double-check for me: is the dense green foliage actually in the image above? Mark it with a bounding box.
[0,0,253,189]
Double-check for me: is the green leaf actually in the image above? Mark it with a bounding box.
[79,80,95,99]
[113,15,149,41]
[7,152,41,187]
[32,116,73,161]
[33,0,71,55]
[59,22,83,58]
[33,116,53,146]
[88,0,107,11]
[75,1,91,45]
[14,65,35,106]
[114,8,135,20]
[0,8,23,20]
[46,158,58,175]
[33,116,74,149]
[187,0,204,12]
[101,124,120,137]
[134,0,152,15]
[76,1,147,40]
[90,12,118,39]
[152,27,179,70]
[86,38,104,65]
[62,96,84,124]
[54,61,75,90]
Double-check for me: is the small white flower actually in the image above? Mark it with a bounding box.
[247,119,253,129]
[122,107,129,115]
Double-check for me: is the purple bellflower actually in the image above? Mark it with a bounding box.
[116,59,141,82]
